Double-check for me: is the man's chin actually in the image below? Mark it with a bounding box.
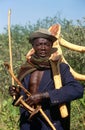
[39,55,50,58]
[39,56,46,58]
[38,53,46,58]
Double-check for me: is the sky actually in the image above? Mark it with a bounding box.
[0,0,85,33]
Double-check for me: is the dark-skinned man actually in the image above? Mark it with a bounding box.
[9,28,84,130]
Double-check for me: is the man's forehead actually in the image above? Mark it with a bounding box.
[32,37,52,43]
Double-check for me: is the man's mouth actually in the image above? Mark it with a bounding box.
[40,51,46,54]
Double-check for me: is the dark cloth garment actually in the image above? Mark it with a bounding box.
[18,54,51,81]
[19,63,84,130]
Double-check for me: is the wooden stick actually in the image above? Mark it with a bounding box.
[59,37,85,52]
[50,60,68,118]
[49,25,68,118]
[8,9,14,85]
[4,63,30,96]
[4,63,56,130]
[62,56,85,80]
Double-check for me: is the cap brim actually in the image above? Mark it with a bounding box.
[29,32,57,43]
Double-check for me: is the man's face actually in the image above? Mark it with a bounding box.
[32,38,53,58]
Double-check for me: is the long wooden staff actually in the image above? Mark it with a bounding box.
[50,59,68,118]
[49,25,68,118]
[8,9,14,85]
[7,10,56,130]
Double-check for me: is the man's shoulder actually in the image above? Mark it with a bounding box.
[17,61,36,81]
[60,62,69,68]
[60,62,70,73]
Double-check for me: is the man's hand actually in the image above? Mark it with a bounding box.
[25,92,49,106]
[9,85,20,98]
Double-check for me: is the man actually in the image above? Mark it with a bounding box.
[9,28,84,130]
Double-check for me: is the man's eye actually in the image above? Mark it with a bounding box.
[35,43,51,46]
[36,43,41,46]
[44,43,51,46]
[35,43,43,46]
[46,43,51,46]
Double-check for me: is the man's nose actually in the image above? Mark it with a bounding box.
[41,44,46,49]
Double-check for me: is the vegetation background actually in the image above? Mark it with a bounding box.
[0,15,85,130]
